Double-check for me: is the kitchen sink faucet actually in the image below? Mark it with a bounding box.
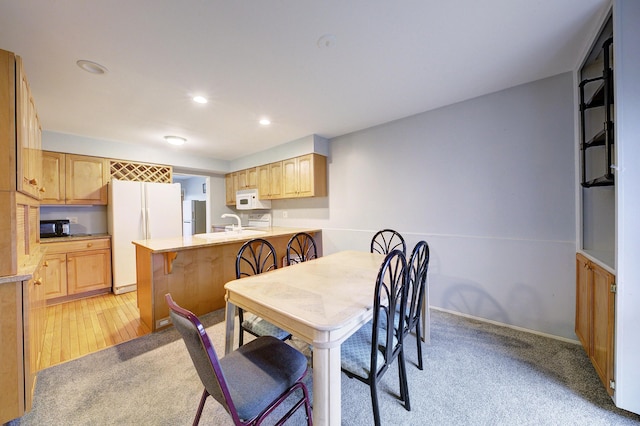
[221,213,242,231]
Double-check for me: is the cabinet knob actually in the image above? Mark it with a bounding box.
[40,186,46,193]
[44,261,49,267]
[29,178,38,185]
[34,279,42,286]
[87,243,93,248]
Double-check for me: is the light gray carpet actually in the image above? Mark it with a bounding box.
[9,309,640,425]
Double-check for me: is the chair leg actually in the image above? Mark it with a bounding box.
[415,322,424,370]
[238,327,244,346]
[193,389,209,426]
[398,350,411,412]
[370,381,381,426]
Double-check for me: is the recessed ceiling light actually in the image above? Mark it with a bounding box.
[164,135,187,146]
[76,60,108,75]
[193,96,208,104]
[259,118,271,126]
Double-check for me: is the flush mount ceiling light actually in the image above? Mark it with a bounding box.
[317,34,336,49]
[164,135,187,146]
[259,118,271,126]
[76,60,108,75]
[192,95,208,104]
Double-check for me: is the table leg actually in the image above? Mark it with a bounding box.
[224,302,235,355]
[312,345,341,425]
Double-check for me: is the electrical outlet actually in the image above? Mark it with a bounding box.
[282,211,288,218]
[67,216,78,224]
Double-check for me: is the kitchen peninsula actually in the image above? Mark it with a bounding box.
[133,227,321,331]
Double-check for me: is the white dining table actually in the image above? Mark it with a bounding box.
[224,250,388,425]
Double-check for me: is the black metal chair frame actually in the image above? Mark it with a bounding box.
[341,249,410,426]
[165,294,312,426]
[286,232,318,265]
[404,240,430,370]
[235,238,291,346]
[370,229,407,256]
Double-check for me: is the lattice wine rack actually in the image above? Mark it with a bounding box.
[110,160,173,183]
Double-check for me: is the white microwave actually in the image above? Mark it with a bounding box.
[236,189,272,210]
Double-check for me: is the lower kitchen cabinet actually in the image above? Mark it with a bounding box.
[0,257,46,424]
[575,253,615,396]
[43,237,112,303]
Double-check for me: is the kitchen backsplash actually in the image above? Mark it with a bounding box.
[40,206,108,235]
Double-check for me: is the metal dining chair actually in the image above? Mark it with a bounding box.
[404,240,430,370]
[236,238,292,346]
[165,294,312,426]
[370,229,407,256]
[286,232,318,265]
[340,249,410,426]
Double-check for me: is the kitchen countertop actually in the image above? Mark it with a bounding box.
[132,226,321,253]
[40,233,111,243]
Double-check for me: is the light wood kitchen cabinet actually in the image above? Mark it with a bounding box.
[15,56,42,201]
[237,167,257,190]
[41,151,109,205]
[575,253,615,396]
[257,162,283,199]
[282,153,327,198]
[65,154,109,205]
[225,172,237,206]
[42,238,112,303]
[0,257,46,424]
[41,151,65,204]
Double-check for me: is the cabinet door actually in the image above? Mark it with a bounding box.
[41,151,65,204]
[16,57,41,199]
[66,249,112,294]
[257,165,271,198]
[282,158,299,198]
[269,161,283,199]
[575,254,591,350]
[65,154,108,205]
[225,173,236,205]
[246,167,257,188]
[591,263,615,396]
[43,253,68,299]
[23,261,45,411]
[297,154,314,197]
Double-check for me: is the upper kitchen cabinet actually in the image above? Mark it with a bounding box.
[41,151,109,205]
[237,167,257,190]
[0,50,42,200]
[225,172,237,205]
[257,161,283,200]
[41,151,65,204]
[282,154,327,198]
[16,57,43,200]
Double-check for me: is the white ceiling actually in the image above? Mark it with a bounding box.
[0,0,608,161]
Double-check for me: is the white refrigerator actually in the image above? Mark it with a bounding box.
[108,179,183,294]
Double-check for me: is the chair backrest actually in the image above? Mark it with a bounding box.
[236,238,278,279]
[286,232,318,265]
[405,241,430,331]
[165,293,242,423]
[370,229,407,256]
[371,249,408,370]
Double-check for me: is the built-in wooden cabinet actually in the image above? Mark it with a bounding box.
[42,238,112,303]
[575,253,615,396]
[0,257,46,423]
[1,47,45,424]
[41,151,109,205]
[282,154,326,198]
[15,56,43,201]
[225,154,326,205]
[225,172,237,205]
[237,167,257,190]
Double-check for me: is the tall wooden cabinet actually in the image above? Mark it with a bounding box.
[0,48,45,424]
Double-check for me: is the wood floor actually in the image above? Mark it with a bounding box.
[39,292,151,370]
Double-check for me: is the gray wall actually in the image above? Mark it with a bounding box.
[273,72,577,340]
